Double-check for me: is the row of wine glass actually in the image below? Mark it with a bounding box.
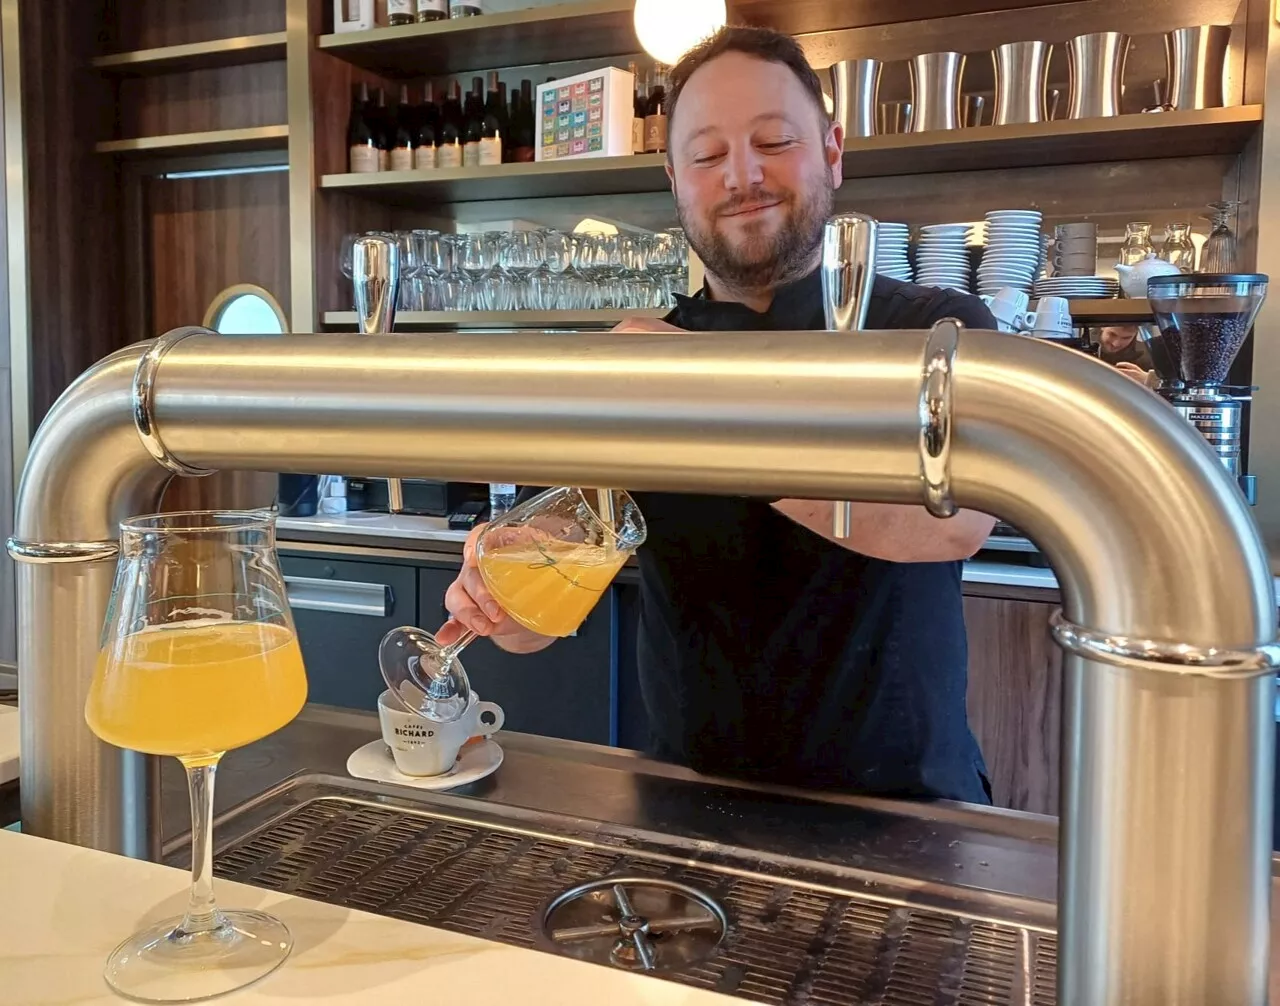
[339,228,692,312]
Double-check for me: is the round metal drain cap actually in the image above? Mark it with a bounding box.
[540,877,727,972]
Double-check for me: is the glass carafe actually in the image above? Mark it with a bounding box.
[1118,221,1154,266]
[1159,222,1196,272]
[87,510,307,1001]
[380,487,646,720]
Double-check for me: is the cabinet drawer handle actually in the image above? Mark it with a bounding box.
[285,576,391,617]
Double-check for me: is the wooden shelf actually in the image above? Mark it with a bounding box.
[1057,299,1154,323]
[321,107,1260,205]
[96,125,290,157]
[317,0,1070,76]
[323,304,1142,330]
[92,32,287,76]
[322,309,666,330]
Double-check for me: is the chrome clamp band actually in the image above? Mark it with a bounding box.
[919,319,958,518]
[6,536,120,564]
[133,326,217,478]
[1051,609,1280,679]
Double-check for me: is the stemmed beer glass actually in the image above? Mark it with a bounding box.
[380,487,646,720]
[85,510,308,1002]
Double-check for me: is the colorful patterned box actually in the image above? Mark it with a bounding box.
[535,67,636,162]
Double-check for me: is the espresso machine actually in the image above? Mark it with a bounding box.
[1143,272,1268,504]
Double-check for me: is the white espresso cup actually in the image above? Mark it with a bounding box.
[377,689,505,776]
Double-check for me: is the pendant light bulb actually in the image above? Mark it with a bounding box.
[633,0,727,68]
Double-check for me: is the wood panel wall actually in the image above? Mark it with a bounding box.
[21,1,127,423]
[964,595,1063,815]
[117,63,288,139]
[103,0,286,52]
[145,170,291,333]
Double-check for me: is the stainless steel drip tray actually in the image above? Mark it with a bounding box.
[192,774,1057,1005]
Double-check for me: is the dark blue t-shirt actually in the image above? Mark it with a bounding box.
[636,270,994,803]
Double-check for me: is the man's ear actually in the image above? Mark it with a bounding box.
[827,121,844,190]
[665,158,675,191]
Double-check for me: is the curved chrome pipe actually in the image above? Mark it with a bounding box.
[9,325,1276,1004]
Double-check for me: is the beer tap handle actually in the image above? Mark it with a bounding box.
[353,235,406,513]
[821,213,879,538]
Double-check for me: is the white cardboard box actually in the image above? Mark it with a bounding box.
[536,67,636,162]
[334,0,376,32]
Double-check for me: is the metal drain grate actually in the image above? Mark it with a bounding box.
[213,795,1057,1005]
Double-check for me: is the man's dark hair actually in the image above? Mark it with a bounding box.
[666,26,829,143]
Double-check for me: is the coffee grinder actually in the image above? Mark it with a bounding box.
[1143,272,1268,503]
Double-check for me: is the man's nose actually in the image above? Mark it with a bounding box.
[722,145,765,191]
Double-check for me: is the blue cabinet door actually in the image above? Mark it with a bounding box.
[417,567,613,744]
[280,554,418,711]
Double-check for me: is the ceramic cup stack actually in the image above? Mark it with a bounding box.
[916,223,972,292]
[876,222,912,282]
[976,209,1044,296]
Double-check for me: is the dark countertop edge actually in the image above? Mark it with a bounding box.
[276,533,1061,600]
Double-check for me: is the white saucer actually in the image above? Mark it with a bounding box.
[347,737,504,790]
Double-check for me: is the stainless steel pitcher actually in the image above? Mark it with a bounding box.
[993,40,1053,125]
[830,58,882,138]
[909,52,965,132]
[1067,32,1129,119]
[1165,25,1231,109]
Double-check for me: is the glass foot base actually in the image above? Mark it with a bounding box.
[104,909,292,1003]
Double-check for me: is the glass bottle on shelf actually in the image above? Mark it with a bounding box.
[414,81,439,169]
[1159,222,1196,273]
[1118,221,1154,266]
[644,64,668,154]
[438,81,464,168]
[416,0,448,21]
[479,71,504,166]
[1200,201,1239,273]
[509,80,536,162]
[389,84,418,171]
[462,77,484,167]
[450,0,482,15]
[388,0,414,26]
[347,81,379,173]
[372,87,392,171]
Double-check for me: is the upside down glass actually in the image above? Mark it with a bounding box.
[380,487,646,719]
[85,511,308,1002]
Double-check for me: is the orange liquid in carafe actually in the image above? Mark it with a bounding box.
[479,540,626,636]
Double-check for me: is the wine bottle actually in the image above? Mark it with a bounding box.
[462,77,484,167]
[389,85,417,171]
[644,65,668,155]
[511,79,536,162]
[479,71,504,167]
[437,81,464,168]
[373,87,392,170]
[497,80,510,162]
[630,62,647,155]
[388,0,414,26]
[347,82,380,173]
[449,0,482,15]
[416,0,448,21]
[414,81,439,169]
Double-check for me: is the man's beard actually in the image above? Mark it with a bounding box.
[676,171,834,291]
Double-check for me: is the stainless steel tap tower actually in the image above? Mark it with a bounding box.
[8,324,1277,1004]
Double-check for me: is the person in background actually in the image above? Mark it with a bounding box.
[438,25,1000,803]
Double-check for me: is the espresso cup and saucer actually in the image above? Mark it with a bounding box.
[346,689,506,790]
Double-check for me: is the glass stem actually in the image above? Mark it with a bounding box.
[439,630,477,665]
[179,757,224,936]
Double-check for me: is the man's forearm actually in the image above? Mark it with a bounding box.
[771,499,995,562]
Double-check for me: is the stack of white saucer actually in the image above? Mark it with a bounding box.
[915,224,971,293]
[875,222,912,283]
[1032,275,1120,299]
[976,209,1044,296]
